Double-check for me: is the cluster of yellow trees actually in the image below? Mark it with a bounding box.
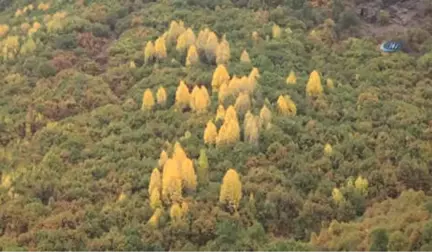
[143,20,231,66]
[146,142,242,227]
[0,4,64,61]
[332,176,369,204]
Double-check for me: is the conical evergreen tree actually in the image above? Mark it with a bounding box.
[142,89,155,111]
[162,159,182,203]
[181,158,197,192]
[156,86,167,107]
[175,80,190,110]
[148,167,161,195]
[158,150,168,167]
[186,44,199,66]
[204,120,218,145]
[234,92,251,116]
[286,70,297,85]
[219,168,242,211]
[150,189,162,210]
[154,36,167,60]
[197,149,209,186]
[240,49,251,63]
[306,70,323,97]
[216,37,231,65]
[211,65,230,92]
[215,104,225,122]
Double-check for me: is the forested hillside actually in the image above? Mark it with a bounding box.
[0,0,431,250]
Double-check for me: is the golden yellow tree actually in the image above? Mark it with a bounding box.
[147,208,162,227]
[205,31,219,62]
[277,95,296,116]
[306,70,323,97]
[198,149,209,185]
[259,105,272,129]
[216,37,230,65]
[150,189,162,210]
[176,28,196,53]
[192,86,210,113]
[2,36,20,60]
[156,86,167,106]
[228,75,241,96]
[186,45,199,66]
[215,104,225,122]
[190,85,201,111]
[224,105,238,124]
[219,169,242,211]
[142,89,155,111]
[272,24,281,39]
[218,82,229,104]
[170,202,183,222]
[144,41,155,64]
[252,31,259,41]
[181,158,197,192]
[216,116,240,147]
[167,20,186,44]
[204,120,218,145]
[355,176,368,196]
[324,143,333,156]
[249,67,260,80]
[0,24,9,37]
[162,159,182,203]
[154,36,167,60]
[196,28,210,54]
[173,142,188,168]
[175,80,190,109]
[234,92,251,116]
[240,49,251,63]
[244,113,260,145]
[159,150,168,167]
[286,70,297,85]
[211,64,230,91]
[332,188,344,204]
[149,167,162,195]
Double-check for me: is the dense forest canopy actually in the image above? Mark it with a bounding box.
[0,0,431,250]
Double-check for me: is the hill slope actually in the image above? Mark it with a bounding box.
[0,0,431,250]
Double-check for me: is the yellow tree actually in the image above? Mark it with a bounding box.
[2,36,20,60]
[216,37,230,65]
[167,20,186,44]
[186,45,199,66]
[306,70,323,97]
[240,49,251,63]
[181,158,197,192]
[154,36,167,60]
[204,120,218,145]
[193,86,210,113]
[144,41,155,64]
[150,189,162,210]
[149,168,162,195]
[142,89,155,111]
[332,188,344,204]
[211,64,230,91]
[259,105,272,129]
[219,169,242,211]
[228,75,241,96]
[158,150,168,167]
[198,149,209,185]
[190,85,201,111]
[216,116,240,147]
[215,104,225,122]
[277,95,296,116]
[218,82,229,104]
[286,70,297,85]
[244,113,260,145]
[224,105,238,124]
[19,37,37,56]
[175,80,190,110]
[177,28,196,53]
[0,24,9,37]
[234,92,251,116]
[355,176,368,196]
[196,28,210,54]
[170,203,183,223]
[162,159,183,203]
[272,24,281,39]
[252,31,259,41]
[156,86,167,107]
[205,31,218,62]
[147,208,162,227]
[249,67,260,80]
[173,142,188,168]
[324,143,333,156]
